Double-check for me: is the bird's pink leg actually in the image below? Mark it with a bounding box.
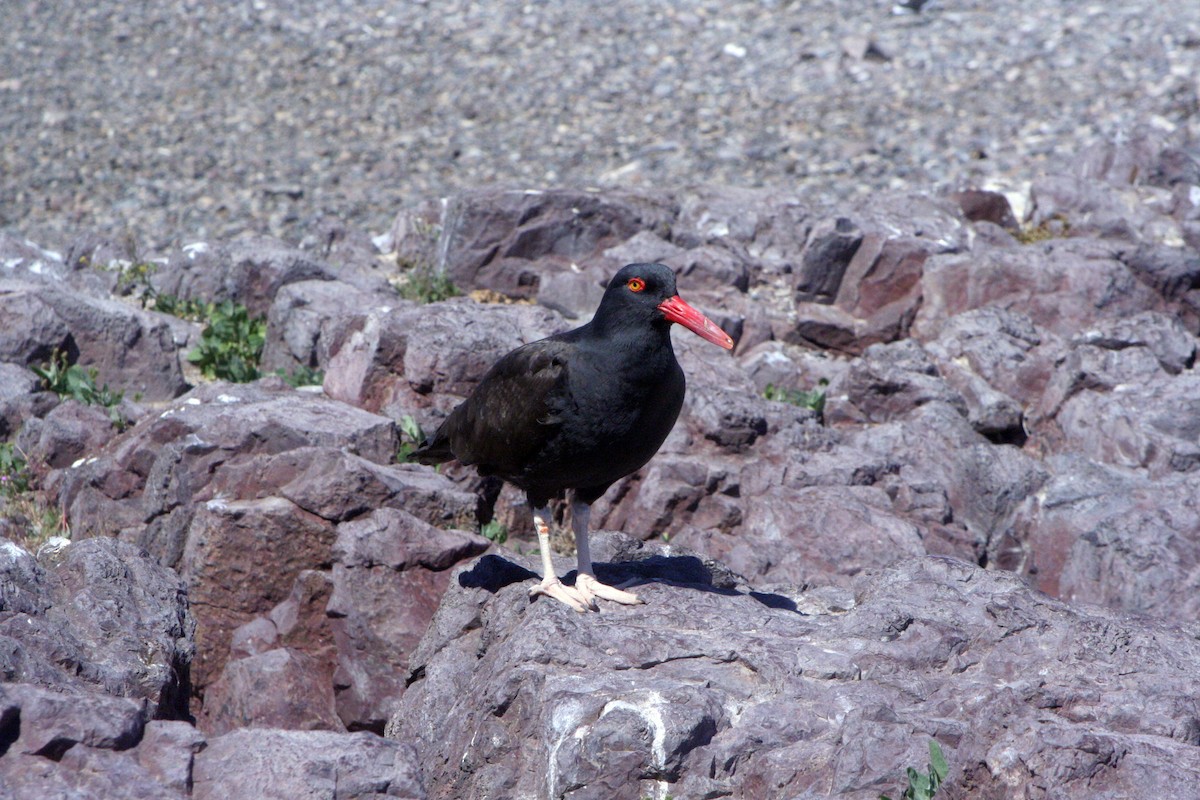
[571,500,644,606]
[528,506,593,612]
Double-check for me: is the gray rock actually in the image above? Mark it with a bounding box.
[1007,455,1200,620]
[261,279,403,375]
[388,549,1200,799]
[824,339,967,425]
[0,278,187,401]
[153,235,335,318]
[192,729,427,800]
[0,537,194,719]
[0,362,56,439]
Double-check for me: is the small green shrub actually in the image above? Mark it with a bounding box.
[186,301,267,383]
[763,378,828,416]
[0,442,30,497]
[481,520,508,545]
[396,414,426,462]
[0,442,68,549]
[154,292,214,321]
[881,740,948,800]
[275,365,325,388]
[394,261,459,304]
[33,350,126,428]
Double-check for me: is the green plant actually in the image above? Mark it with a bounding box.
[154,292,214,321]
[275,365,325,388]
[0,443,68,550]
[763,378,828,416]
[0,442,31,497]
[481,519,508,545]
[394,260,459,304]
[397,414,426,462]
[33,350,126,428]
[881,740,948,800]
[186,301,267,382]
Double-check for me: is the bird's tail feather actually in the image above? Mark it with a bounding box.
[409,433,454,465]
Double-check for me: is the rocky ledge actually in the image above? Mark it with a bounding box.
[1,131,1199,798]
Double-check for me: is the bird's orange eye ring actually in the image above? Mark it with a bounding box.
[627,277,646,293]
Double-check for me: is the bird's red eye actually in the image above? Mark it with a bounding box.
[627,278,645,293]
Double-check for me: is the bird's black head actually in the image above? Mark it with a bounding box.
[592,263,734,349]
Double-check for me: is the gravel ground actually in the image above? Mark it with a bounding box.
[3,0,1199,252]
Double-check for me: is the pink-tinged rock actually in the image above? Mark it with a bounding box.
[16,399,121,469]
[135,720,206,795]
[328,507,489,732]
[949,189,1020,228]
[918,306,1061,413]
[732,484,926,587]
[786,194,968,353]
[1006,455,1200,621]
[203,647,343,735]
[182,496,334,693]
[914,238,1167,340]
[421,187,677,297]
[56,381,398,555]
[323,298,563,419]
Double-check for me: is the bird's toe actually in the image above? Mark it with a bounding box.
[575,573,645,606]
[529,577,595,612]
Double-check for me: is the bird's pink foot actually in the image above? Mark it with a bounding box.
[575,573,644,606]
[529,577,595,613]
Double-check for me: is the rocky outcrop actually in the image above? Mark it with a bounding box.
[2,131,1199,797]
[387,535,1200,799]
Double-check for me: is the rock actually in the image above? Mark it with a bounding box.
[949,188,1020,229]
[824,339,967,425]
[1040,372,1200,475]
[260,279,403,375]
[793,216,864,304]
[203,648,343,735]
[0,362,55,439]
[192,729,427,800]
[0,683,188,800]
[1006,455,1200,620]
[328,507,489,732]
[153,235,335,318]
[181,495,335,695]
[387,548,1200,799]
[426,187,677,297]
[0,278,187,400]
[16,399,122,469]
[0,537,194,720]
[323,297,564,419]
[917,305,1061,411]
[56,381,399,554]
[135,720,206,795]
[915,238,1167,340]
[787,193,969,352]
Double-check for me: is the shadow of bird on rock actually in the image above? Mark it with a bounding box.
[458,549,798,613]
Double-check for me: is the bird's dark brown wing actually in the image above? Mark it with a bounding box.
[411,339,572,479]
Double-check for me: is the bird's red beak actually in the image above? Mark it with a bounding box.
[658,295,735,350]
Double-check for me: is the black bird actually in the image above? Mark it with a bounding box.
[412,263,734,612]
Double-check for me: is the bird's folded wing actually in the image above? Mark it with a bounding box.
[445,340,572,471]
